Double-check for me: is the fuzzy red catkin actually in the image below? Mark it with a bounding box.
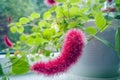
[8,16,12,23]
[4,35,13,48]
[44,0,57,7]
[31,29,85,76]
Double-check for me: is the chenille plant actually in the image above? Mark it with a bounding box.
[1,0,119,79]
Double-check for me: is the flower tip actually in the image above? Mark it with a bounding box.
[107,0,112,3]
[102,7,116,13]
[44,0,57,7]
[8,16,12,23]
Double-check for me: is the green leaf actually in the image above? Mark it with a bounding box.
[0,64,4,76]
[26,37,35,46]
[19,17,30,24]
[93,35,115,50]
[62,5,69,17]
[55,7,64,18]
[38,21,50,27]
[69,7,80,16]
[53,32,63,38]
[116,0,120,4]
[5,52,10,58]
[35,38,45,45]
[17,26,24,34]
[16,22,22,27]
[2,76,7,80]
[115,27,120,57]
[43,29,55,40]
[43,50,51,57]
[69,0,81,3]
[12,58,30,74]
[30,57,35,62]
[99,0,106,3]
[116,0,120,11]
[8,23,15,27]
[35,55,41,61]
[85,27,97,35]
[43,11,51,20]
[10,26,17,33]
[48,6,57,12]
[9,56,20,63]
[67,22,78,28]
[20,34,27,41]
[95,12,106,32]
[30,12,40,19]
[56,0,66,2]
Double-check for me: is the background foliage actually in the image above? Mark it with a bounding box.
[0,0,37,21]
[0,0,48,51]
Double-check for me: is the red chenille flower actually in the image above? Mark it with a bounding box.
[102,8,109,13]
[107,0,112,2]
[109,7,116,12]
[4,35,13,48]
[44,0,57,7]
[8,16,12,23]
[102,7,116,12]
[31,29,85,76]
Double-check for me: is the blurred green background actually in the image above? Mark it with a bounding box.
[0,0,48,51]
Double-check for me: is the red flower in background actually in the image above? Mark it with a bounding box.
[4,35,13,48]
[31,29,85,76]
[107,0,112,3]
[102,7,116,12]
[8,16,12,23]
[44,0,57,7]
[102,0,116,13]
[109,7,116,12]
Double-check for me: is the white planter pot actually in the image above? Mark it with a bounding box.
[0,55,10,73]
[68,20,120,78]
